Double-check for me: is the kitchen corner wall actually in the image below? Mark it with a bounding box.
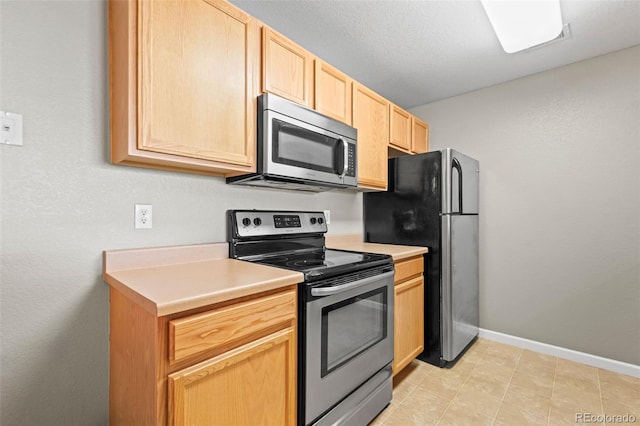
[0,2,361,424]
[411,45,640,366]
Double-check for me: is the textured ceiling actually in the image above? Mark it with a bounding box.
[230,0,640,109]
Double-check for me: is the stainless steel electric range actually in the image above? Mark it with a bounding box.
[227,210,394,426]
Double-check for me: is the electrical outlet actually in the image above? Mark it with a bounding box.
[323,210,331,225]
[135,204,153,229]
[1,111,23,146]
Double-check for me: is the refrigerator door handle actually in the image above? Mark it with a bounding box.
[451,158,463,214]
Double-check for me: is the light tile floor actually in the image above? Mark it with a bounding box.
[371,338,639,425]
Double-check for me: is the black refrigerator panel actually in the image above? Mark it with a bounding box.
[364,151,442,246]
[363,151,445,365]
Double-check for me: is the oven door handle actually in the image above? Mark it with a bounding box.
[310,271,394,297]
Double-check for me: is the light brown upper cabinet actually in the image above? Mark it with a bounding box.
[353,83,389,190]
[411,116,429,154]
[389,104,412,153]
[262,26,314,108]
[109,0,259,176]
[390,105,430,156]
[314,60,352,125]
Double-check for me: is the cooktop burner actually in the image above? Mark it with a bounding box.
[288,259,332,268]
[260,250,371,270]
[252,249,389,281]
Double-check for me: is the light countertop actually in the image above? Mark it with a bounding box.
[103,236,426,316]
[103,243,303,316]
[326,234,428,261]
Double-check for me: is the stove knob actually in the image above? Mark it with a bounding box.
[318,217,324,225]
[241,218,251,227]
[310,217,317,225]
[253,217,262,226]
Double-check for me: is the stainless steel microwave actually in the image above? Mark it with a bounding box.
[227,93,357,192]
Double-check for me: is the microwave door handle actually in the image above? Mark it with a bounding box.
[340,138,348,178]
[310,271,394,297]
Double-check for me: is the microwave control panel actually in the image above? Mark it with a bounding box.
[346,143,356,177]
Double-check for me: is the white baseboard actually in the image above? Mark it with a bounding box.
[479,328,640,378]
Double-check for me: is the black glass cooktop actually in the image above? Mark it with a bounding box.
[252,249,392,281]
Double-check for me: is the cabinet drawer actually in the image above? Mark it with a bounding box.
[394,256,423,283]
[169,289,296,362]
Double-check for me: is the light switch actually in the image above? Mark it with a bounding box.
[1,111,23,146]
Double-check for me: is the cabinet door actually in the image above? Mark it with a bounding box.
[262,27,314,107]
[314,59,352,124]
[137,0,257,167]
[169,327,297,426]
[352,83,389,190]
[389,104,412,152]
[411,116,429,154]
[393,276,424,374]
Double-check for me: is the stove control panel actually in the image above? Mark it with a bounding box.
[274,214,301,228]
[230,210,328,238]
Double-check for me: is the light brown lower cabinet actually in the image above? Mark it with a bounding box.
[109,285,297,425]
[393,256,425,375]
[168,327,296,426]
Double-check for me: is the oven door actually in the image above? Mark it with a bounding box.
[263,109,356,187]
[304,269,394,425]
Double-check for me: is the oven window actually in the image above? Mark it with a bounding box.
[272,119,339,174]
[321,287,387,377]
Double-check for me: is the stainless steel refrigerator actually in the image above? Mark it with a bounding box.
[363,148,479,367]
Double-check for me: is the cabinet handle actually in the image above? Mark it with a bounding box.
[311,271,394,297]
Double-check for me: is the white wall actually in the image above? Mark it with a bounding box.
[0,2,361,424]
[2,2,638,424]
[410,46,640,366]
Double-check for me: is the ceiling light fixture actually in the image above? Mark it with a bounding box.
[480,0,564,53]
